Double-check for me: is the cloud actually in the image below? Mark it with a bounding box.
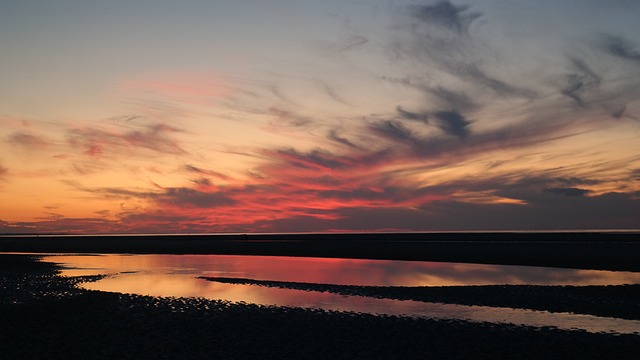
[245,189,640,232]
[94,210,110,217]
[560,57,601,106]
[123,124,185,154]
[370,120,415,143]
[414,191,640,231]
[191,178,212,187]
[409,1,482,35]
[433,111,472,138]
[543,187,590,197]
[68,122,186,158]
[272,148,356,171]
[37,212,65,221]
[336,35,369,52]
[368,112,570,163]
[595,33,640,63]
[117,212,212,234]
[396,107,428,123]
[120,73,232,110]
[267,107,313,128]
[160,187,236,208]
[431,87,477,112]
[4,2,640,235]
[184,164,230,181]
[6,132,51,149]
[68,181,236,210]
[0,217,120,235]
[327,129,361,149]
[319,82,350,106]
[388,1,537,116]
[396,107,471,139]
[459,64,538,98]
[475,173,598,200]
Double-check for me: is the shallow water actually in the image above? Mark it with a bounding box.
[42,254,640,335]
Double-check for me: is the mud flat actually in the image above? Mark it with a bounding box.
[1,254,639,359]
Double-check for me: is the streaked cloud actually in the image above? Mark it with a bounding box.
[68,122,186,159]
[409,1,482,35]
[595,33,640,63]
[7,132,51,150]
[560,58,601,106]
[0,0,639,233]
[543,188,590,197]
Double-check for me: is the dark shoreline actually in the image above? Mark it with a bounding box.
[1,254,639,360]
[202,276,640,320]
[2,232,639,271]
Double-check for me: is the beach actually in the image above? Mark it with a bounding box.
[1,233,640,359]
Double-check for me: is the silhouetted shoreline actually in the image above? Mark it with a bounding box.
[2,232,639,271]
[1,254,639,359]
[201,276,640,320]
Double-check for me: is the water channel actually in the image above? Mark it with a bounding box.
[42,254,640,335]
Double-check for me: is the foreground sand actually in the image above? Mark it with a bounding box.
[1,254,639,359]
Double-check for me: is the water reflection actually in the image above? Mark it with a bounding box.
[42,254,640,335]
[48,253,640,286]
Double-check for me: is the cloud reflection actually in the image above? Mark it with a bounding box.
[49,254,640,289]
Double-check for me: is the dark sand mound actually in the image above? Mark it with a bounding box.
[202,277,640,320]
[2,254,640,359]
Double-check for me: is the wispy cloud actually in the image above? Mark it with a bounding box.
[184,164,230,182]
[68,122,186,159]
[1,1,639,234]
[543,187,590,197]
[409,1,482,35]
[560,57,601,106]
[430,86,477,112]
[334,35,369,53]
[159,187,236,208]
[396,107,471,139]
[595,33,640,63]
[326,129,361,150]
[6,132,51,150]
[267,107,314,129]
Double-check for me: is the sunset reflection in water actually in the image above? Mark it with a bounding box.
[41,254,640,334]
[44,253,640,304]
[47,253,640,288]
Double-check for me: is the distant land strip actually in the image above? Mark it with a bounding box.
[1,232,639,271]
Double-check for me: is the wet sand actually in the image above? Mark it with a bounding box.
[1,253,640,359]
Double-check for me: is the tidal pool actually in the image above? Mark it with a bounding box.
[42,254,640,335]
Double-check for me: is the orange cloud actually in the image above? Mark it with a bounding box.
[119,73,233,108]
[7,131,52,150]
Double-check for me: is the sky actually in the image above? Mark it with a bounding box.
[1,0,639,234]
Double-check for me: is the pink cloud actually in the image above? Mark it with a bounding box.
[68,122,186,159]
[7,131,51,150]
[119,73,233,109]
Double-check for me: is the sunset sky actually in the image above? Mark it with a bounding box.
[1,0,639,234]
